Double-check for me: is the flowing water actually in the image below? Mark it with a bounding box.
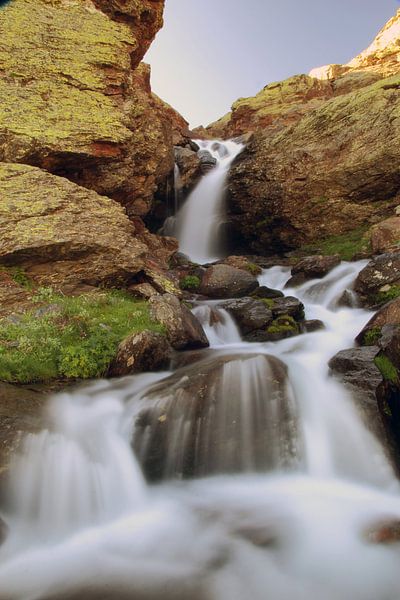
[1,142,400,599]
[175,139,244,263]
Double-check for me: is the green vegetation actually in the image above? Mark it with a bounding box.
[372,285,400,306]
[267,315,299,335]
[374,355,399,384]
[0,289,164,384]
[363,327,382,346]
[301,227,371,261]
[180,275,201,290]
[245,262,261,275]
[260,298,275,309]
[0,266,32,289]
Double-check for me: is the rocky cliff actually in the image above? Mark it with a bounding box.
[216,10,400,255]
[0,0,189,217]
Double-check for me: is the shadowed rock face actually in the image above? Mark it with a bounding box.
[0,0,188,216]
[133,353,301,481]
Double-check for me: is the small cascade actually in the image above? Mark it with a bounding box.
[175,139,244,263]
[192,304,242,346]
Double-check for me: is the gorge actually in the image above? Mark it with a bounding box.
[1,2,400,599]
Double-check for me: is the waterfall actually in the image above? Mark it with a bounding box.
[175,139,244,264]
[1,217,400,596]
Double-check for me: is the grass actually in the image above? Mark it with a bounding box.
[0,266,32,289]
[363,327,382,346]
[374,355,399,385]
[301,227,371,261]
[372,285,400,306]
[0,289,164,384]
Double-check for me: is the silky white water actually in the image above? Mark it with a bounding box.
[1,259,400,599]
[175,139,244,263]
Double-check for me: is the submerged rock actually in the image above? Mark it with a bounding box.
[199,264,259,299]
[133,353,300,480]
[108,331,172,377]
[149,294,209,351]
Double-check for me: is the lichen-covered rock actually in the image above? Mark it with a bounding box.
[354,253,400,307]
[149,294,209,350]
[0,163,175,289]
[228,77,400,254]
[108,331,171,377]
[0,0,188,216]
[199,264,259,299]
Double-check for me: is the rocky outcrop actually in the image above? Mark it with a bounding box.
[0,163,176,293]
[0,0,188,217]
[149,294,209,350]
[108,331,171,377]
[227,76,400,255]
[370,217,400,254]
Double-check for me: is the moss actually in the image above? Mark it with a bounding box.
[260,298,275,309]
[300,226,371,261]
[363,327,382,346]
[267,315,299,335]
[245,262,261,275]
[180,275,201,290]
[372,285,400,306]
[0,289,164,384]
[374,355,399,384]
[0,266,32,289]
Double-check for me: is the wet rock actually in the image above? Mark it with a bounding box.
[149,294,209,350]
[365,520,400,544]
[329,347,382,394]
[174,147,202,197]
[371,217,400,254]
[220,255,262,276]
[270,296,305,320]
[300,319,325,333]
[251,286,284,299]
[108,331,172,377]
[199,264,259,299]
[0,517,7,546]
[198,150,217,174]
[356,298,400,345]
[289,255,341,286]
[246,315,301,343]
[337,289,358,308]
[221,298,273,335]
[133,353,300,480]
[354,252,400,307]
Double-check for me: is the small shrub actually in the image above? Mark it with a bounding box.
[180,275,201,290]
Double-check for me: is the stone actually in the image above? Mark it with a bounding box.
[199,264,259,299]
[0,1,192,219]
[300,320,325,333]
[290,255,341,280]
[197,150,217,174]
[0,163,174,291]
[221,298,273,335]
[356,299,400,345]
[220,255,262,276]
[270,297,305,320]
[251,286,284,299]
[365,520,400,544]
[354,253,400,307]
[149,294,209,350]
[329,347,382,394]
[174,147,202,198]
[133,353,300,480]
[128,282,160,300]
[108,331,172,377]
[0,517,7,547]
[370,217,400,254]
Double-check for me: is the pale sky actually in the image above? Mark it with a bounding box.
[145,0,399,128]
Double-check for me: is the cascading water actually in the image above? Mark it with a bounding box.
[175,139,244,263]
[1,151,400,598]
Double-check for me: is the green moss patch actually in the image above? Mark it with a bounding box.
[267,315,299,335]
[301,227,371,261]
[363,327,382,346]
[374,355,399,384]
[180,275,201,291]
[372,285,400,306]
[0,289,164,384]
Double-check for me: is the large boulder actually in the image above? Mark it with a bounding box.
[221,298,273,335]
[149,294,209,350]
[133,353,300,480]
[228,76,400,254]
[108,331,172,377]
[0,163,175,291]
[0,0,189,217]
[199,264,259,299]
[354,253,400,307]
[370,217,400,254]
[356,298,400,345]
